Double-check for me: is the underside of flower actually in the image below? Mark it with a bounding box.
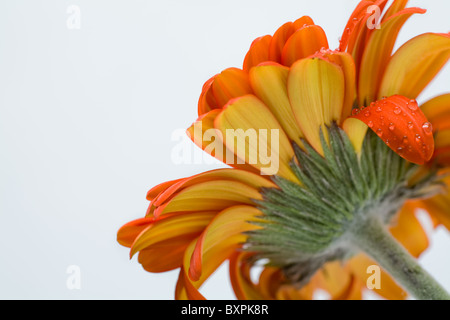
[247,124,443,287]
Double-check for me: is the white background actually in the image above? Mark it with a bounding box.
[0,0,449,299]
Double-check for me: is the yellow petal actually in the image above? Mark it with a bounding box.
[342,117,368,155]
[156,179,262,215]
[249,63,304,147]
[215,94,298,181]
[189,205,262,281]
[288,57,345,155]
[358,8,426,106]
[378,33,450,100]
[129,211,216,258]
[389,203,429,258]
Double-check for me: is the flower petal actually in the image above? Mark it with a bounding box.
[268,16,315,63]
[229,252,265,300]
[378,33,450,100]
[187,109,260,174]
[281,25,329,67]
[288,57,345,155]
[152,168,275,208]
[350,95,434,165]
[421,94,450,130]
[249,63,304,147]
[243,35,272,72]
[347,254,408,300]
[390,203,429,258]
[212,68,253,108]
[155,179,262,216]
[342,117,369,155]
[358,8,426,106]
[214,94,298,181]
[189,205,262,281]
[129,212,216,259]
[117,217,153,247]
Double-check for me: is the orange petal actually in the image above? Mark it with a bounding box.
[243,35,272,72]
[229,252,265,300]
[249,62,304,147]
[281,25,329,67]
[389,203,429,258]
[358,8,426,106]
[211,68,253,108]
[117,217,153,247]
[146,178,184,201]
[268,16,315,63]
[379,33,450,100]
[189,205,263,281]
[129,211,216,258]
[382,0,409,21]
[186,109,261,174]
[137,235,197,273]
[214,94,298,181]
[421,94,450,130]
[288,57,345,155]
[152,168,275,207]
[350,95,434,165]
[198,75,217,115]
[155,179,262,216]
[347,253,408,300]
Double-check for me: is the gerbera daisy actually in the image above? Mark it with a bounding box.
[117,0,450,300]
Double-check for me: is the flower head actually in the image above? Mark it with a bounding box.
[118,0,450,300]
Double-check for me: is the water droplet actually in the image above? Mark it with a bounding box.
[351,108,360,115]
[385,139,390,146]
[422,122,433,135]
[394,106,401,114]
[407,122,413,129]
[364,110,371,117]
[346,27,351,34]
[397,147,404,154]
[388,123,395,131]
[407,103,418,111]
[402,136,408,144]
[375,105,382,112]
[368,120,374,128]
[376,128,383,137]
[415,134,421,143]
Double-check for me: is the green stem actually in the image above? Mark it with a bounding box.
[349,217,450,300]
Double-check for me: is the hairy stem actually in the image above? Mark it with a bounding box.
[349,217,450,300]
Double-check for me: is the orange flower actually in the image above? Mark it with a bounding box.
[118,0,450,300]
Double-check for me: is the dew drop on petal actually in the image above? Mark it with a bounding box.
[376,128,383,137]
[422,122,433,135]
[397,147,404,154]
[376,105,382,112]
[408,103,418,111]
[364,110,371,117]
[368,120,374,128]
[402,136,408,144]
[388,123,395,131]
[407,122,413,129]
[415,134,421,143]
[394,106,401,114]
[351,108,360,115]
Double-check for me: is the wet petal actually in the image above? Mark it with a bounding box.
[350,95,434,165]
